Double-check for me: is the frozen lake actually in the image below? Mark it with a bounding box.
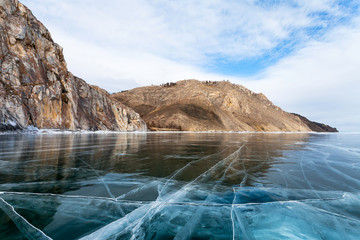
[0,132,360,239]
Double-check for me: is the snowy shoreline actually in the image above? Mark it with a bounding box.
[0,128,349,135]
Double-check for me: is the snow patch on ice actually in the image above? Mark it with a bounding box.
[26,125,39,131]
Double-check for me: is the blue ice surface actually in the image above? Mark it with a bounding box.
[0,132,360,239]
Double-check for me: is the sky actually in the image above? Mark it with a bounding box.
[21,0,360,132]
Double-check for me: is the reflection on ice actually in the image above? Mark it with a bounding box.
[1,133,360,239]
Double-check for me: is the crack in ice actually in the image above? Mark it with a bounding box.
[81,144,247,239]
[0,197,52,240]
[231,187,236,240]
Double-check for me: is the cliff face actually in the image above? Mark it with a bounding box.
[0,0,147,131]
[113,80,337,132]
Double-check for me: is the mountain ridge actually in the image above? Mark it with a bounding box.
[112,80,337,132]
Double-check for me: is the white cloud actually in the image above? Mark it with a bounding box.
[51,27,229,91]
[245,17,360,131]
[22,0,348,63]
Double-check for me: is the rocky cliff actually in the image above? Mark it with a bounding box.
[0,0,147,131]
[112,80,337,132]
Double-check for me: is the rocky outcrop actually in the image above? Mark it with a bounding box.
[0,0,147,131]
[112,80,337,132]
[292,113,337,132]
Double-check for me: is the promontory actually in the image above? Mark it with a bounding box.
[112,80,337,132]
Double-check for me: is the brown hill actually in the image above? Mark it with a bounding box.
[112,80,337,132]
[0,0,146,131]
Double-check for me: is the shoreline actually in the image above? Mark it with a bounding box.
[0,129,349,135]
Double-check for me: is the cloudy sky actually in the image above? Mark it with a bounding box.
[22,0,360,132]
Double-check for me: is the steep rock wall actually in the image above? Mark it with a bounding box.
[0,0,146,131]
